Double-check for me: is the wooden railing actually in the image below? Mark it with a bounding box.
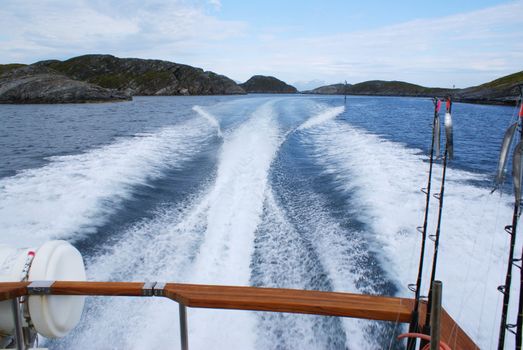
[0,281,478,350]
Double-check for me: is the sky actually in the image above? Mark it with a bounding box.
[1,0,522,90]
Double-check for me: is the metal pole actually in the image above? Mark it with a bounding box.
[179,303,188,350]
[430,281,442,350]
[516,247,523,350]
[424,147,449,337]
[11,298,25,350]
[407,99,440,350]
[498,89,523,350]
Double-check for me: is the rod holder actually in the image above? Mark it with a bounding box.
[430,280,442,350]
[179,303,189,350]
[11,298,25,350]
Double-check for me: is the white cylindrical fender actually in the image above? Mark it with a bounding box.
[0,240,86,339]
[0,245,35,335]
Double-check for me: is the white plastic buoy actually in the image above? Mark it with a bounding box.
[0,240,86,339]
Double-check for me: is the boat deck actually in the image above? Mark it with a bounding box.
[0,281,478,349]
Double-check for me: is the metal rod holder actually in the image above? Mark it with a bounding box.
[179,303,188,350]
[430,280,442,350]
[11,298,25,350]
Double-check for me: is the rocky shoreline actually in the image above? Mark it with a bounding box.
[304,72,523,106]
[0,54,521,105]
[0,65,130,104]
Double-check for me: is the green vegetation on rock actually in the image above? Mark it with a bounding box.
[36,54,245,96]
[306,72,523,105]
[240,75,297,93]
[0,64,27,76]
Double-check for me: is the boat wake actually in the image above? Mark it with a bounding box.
[192,105,223,137]
[0,117,215,247]
[56,101,283,349]
[297,105,345,130]
[302,114,515,349]
[6,99,513,349]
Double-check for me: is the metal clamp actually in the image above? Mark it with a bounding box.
[153,282,166,296]
[142,282,157,296]
[506,323,517,335]
[497,285,507,295]
[27,281,54,295]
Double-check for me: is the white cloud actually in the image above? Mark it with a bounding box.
[208,1,523,87]
[208,0,221,10]
[0,0,245,64]
[0,0,521,87]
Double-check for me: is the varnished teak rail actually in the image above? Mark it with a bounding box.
[0,281,478,349]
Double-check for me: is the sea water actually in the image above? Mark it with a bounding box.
[0,95,519,349]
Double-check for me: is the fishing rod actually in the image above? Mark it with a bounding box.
[516,89,523,350]
[497,86,523,350]
[422,97,453,337]
[406,98,441,350]
[516,246,522,350]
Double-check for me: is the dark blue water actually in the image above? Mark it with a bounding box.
[0,95,517,349]
[1,95,514,182]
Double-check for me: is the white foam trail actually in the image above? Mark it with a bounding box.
[253,191,326,349]
[295,198,385,350]
[0,118,213,247]
[305,118,518,349]
[193,105,223,137]
[297,105,345,130]
[186,102,281,350]
[59,194,211,349]
[61,102,282,350]
[256,189,376,349]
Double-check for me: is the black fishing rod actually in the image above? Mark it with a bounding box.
[422,97,453,337]
[516,247,522,350]
[516,88,523,350]
[498,86,523,350]
[498,187,521,350]
[406,98,441,350]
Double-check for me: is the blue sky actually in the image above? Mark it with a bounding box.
[1,0,522,89]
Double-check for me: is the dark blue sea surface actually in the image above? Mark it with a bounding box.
[0,95,517,349]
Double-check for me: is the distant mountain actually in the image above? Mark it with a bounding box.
[0,65,130,104]
[348,80,451,96]
[292,79,326,91]
[305,83,350,95]
[240,75,297,93]
[454,71,523,105]
[36,54,245,96]
[305,80,451,97]
[305,72,523,105]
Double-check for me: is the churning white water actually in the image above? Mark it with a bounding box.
[0,97,517,349]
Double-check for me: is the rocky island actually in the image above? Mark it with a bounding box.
[37,55,245,96]
[305,71,523,105]
[240,75,297,93]
[1,53,521,105]
[0,54,246,104]
[0,65,130,104]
